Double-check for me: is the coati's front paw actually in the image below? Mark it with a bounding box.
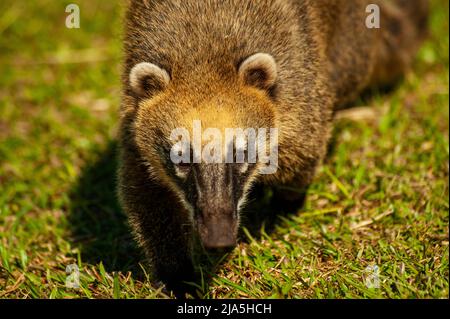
[271,185,308,214]
[155,260,197,298]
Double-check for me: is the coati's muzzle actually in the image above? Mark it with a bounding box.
[191,164,241,249]
[197,211,238,249]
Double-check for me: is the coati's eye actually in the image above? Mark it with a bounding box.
[174,162,191,179]
[178,162,191,169]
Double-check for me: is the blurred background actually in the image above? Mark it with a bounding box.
[0,1,448,298]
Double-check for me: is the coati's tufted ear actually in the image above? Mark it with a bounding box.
[129,62,170,97]
[238,53,277,90]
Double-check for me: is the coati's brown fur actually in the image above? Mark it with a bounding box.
[118,0,428,290]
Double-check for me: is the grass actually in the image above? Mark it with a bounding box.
[0,0,448,299]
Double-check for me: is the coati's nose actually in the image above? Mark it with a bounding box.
[199,216,237,249]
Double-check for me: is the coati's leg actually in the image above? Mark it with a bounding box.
[118,148,195,295]
[370,0,429,86]
[271,184,309,215]
[270,159,319,215]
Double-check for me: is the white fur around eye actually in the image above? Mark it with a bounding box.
[174,165,189,179]
[129,62,170,97]
[235,135,247,151]
[240,162,249,174]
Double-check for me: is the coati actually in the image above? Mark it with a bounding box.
[118,0,428,290]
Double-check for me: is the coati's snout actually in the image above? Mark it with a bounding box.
[184,163,253,249]
[197,209,238,249]
[195,182,239,249]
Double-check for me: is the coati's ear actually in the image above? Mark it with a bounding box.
[129,62,170,97]
[238,53,277,90]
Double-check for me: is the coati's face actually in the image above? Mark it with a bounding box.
[129,53,278,249]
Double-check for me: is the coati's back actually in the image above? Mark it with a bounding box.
[123,0,308,75]
[297,0,429,106]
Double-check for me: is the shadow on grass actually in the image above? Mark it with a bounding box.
[68,141,144,277]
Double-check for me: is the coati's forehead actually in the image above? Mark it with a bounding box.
[179,108,235,134]
[137,89,275,135]
[130,50,279,139]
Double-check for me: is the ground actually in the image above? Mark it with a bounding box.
[0,0,448,299]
